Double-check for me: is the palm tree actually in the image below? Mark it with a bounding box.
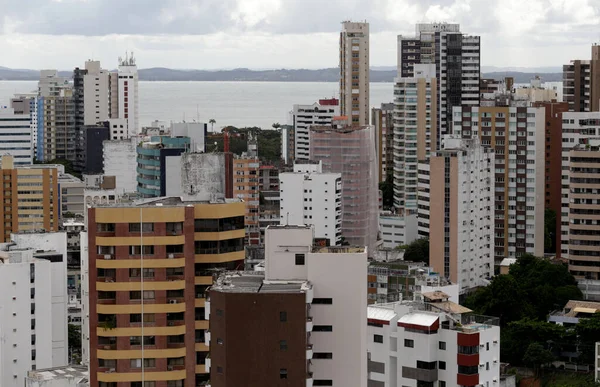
[209,118,216,132]
[272,122,281,130]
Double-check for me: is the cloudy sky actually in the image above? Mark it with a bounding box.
[0,0,598,70]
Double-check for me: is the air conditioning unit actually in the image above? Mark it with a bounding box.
[169,300,177,304]
[168,254,174,259]
[104,255,112,260]
[108,368,115,373]
[167,365,173,371]
[168,321,174,326]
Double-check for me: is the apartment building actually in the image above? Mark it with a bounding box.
[310,118,379,254]
[0,156,59,242]
[340,21,370,126]
[280,124,294,164]
[398,23,480,144]
[563,44,600,112]
[290,99,339,161]
[85,196,245,387]
[0,235,68,387]
[39,88,76,162]
[422,137,494,294]
[233,157,260,245]
[208,224,367,387]
[451,106,545,263]
[372,103,394,182]
[117,53,139,134]
[166,152,233,200]
[393,64,438,212]
[279,161,342,246]
[367,299,500,387]
[103,137,138,194]
[0,106,33,165]
[378,211,417,249]
[38,70,68,98]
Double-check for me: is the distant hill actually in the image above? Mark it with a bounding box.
[0,66,562,83]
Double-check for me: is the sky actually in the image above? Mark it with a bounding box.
[0,0,599,70]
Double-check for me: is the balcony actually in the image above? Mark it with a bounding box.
[306,344,313,359]
[205,299,210,319]
[306,317,313,332]
[307,372,313,387]
[205,330,211,345]
[205,355,211,373]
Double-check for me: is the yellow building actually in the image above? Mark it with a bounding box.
[87,197,245,387]
[0,155,59,241]
[233,157,260,245]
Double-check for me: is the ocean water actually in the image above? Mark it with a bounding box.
[0,81,394,130]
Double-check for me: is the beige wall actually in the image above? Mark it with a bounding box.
[429,157,445,277]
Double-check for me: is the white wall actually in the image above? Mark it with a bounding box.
[118,63,139,134]
[103,138,138,194]
[83,61,110,126]
[378,213,418,249]
[171,122,206,153]
[0,107,33,165]
[264,226,313,281]
[80,232,89,366]
[291,103,339,161]
[107,118,129,140]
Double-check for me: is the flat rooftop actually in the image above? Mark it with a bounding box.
[211,271,311,294]
[93,196,243,208]
[267,224,312,230]
[311,246,365,254]
[27,365,88,381]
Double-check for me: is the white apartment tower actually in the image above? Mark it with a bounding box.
[38,70,68,98]
[367,301,500,387]
[420,137,494,294]
[290,99,339,161]
[0,107,33,165]
[340,21,369,126]
[83,61,110,126]
[398,23,480,148]
[279,161,342,246]
[117,53,139,134]
[393,63,438,212]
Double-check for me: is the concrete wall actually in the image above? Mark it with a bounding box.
[174,153,227,200]
[102,138,137,194]
[264,226,313,281]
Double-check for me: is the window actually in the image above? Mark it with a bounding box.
[217,338,223,345]
[130,314,155,323]
[486,342,490,351]
[130,336,155,346]
[295,253,305,265]
[217,366,223,374]
[374,334,383,343]
[313,325,333,332]
[439,382,446,387]
[280,311,287,322]
[130,358,156,368]
[129,291,155,300]
[129,245,154,255]
[439,341,446,350]
[97,223,115,232]
[280,369,288,379]
[280,340,287,351]
[129,268,155,278]
[439,361,446,370]
[404,339,414,348]
[314,381,333,386]
[313,352,333,359]
[312,298,333,304]
[129,223,154,233]
[458,345,479,355]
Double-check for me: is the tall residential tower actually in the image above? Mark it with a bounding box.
[340,21,369,126]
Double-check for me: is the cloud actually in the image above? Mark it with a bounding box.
[0,0,598,68]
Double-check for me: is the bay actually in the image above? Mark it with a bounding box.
[0,81,394,130]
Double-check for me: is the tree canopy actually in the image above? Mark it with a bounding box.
[397,238,429,264]
[378,173,394,209]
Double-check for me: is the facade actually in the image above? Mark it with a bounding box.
[40,90,76,162]
[563,44,600,112]
[85,197,245,387]
[136,136,190,198]
[378,212,418,249]
[117,54,139,134]
[393,64,438,212]
[367,301,500,387]
[372,103,394,182]
[397,23,480,145]
[103,138,138,194]
[107,118,129,140]
[75,123,110,174]
[340,21,370,126]
[171,122,207,153]
[38,70,68,98]
[25,365,88,387]
[209,225,367,387]
[281,124,294,164]
[279,161,342,246]
[0,156,59,242]
[10,94,38,161]
[0,234,68,387]
[233,157,261,245]
[451,106,546,263]
[58,173,85,216]
[310,119,379,254]
[0,106,33,165]
[166,152,233,200]
[82,61,110,126]
[424,137,494,293]
[290,99,339,161]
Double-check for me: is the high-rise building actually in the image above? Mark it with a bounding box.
[563,44,600,112]
[136,136,191,198]
[310,118,379,254]
[39,87,76,162]
[280,124,295,165]
[393,64,438,212]
[233,156,260,245]
[421,137,494,293]
[117,53,139,134]
[372,103,394,182]
[398,23,480,145]
[367,298,500,387]
[340,21,369,126]
[38,70,68,98]
[279,161,342,246]
[0,156,59,241]
[84,197,245,386]
[451,106,545,263]
[103,137,138,194]
[0,106,33,165]
[0,233,68,387]
[166,152,233,200]
[10,94,38,160]
[76,122,111,174]
[82,61,110,126]
[290,99,339,161]
[208,225,368,387]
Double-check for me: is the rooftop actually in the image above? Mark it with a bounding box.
[211,271,311,294]
[267,224,312,230]
[26,365,88,381]
[551,300,600,318]
[311,246,365,254]
[368,306,397,322]
[92,196,243,208]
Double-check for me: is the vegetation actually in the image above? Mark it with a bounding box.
[209,118,216,132]
[34,158,81,179]
[211,126,282,163]
[545,208,557,254]
[542,371,600,386]
[68,324,82,363]
[397,238,429,264]
[379,173,394,209]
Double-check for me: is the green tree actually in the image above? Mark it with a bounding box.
[501,318,565,365]
[209,118,216,132]
[523,342,554,376]
[272,122,281,130]
[378,172,394,209]
[544,208,557,254]
[400,238,429,264]
[575,313,600,364]
[68,324,82,361]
